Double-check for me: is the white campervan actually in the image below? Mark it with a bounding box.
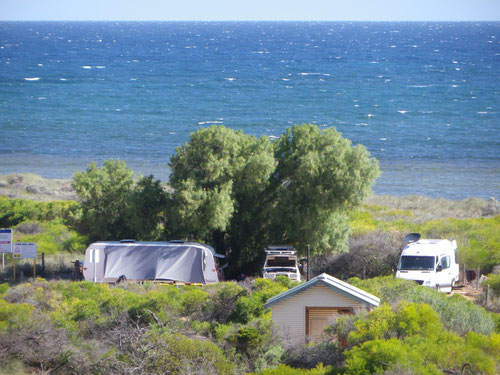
[262,246,301,282]
[396,233,459,293]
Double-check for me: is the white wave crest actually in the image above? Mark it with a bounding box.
[198,121,224,125]
[24,77,40,81]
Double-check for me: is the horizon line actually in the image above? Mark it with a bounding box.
[1,19,500,22]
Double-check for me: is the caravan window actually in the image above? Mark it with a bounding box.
[398,256,435,271]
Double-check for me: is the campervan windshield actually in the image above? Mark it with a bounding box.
[398,256,436,271]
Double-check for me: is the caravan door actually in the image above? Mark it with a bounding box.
[83,247,104,283]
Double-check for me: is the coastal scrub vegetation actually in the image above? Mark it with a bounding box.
[0,277,498,374]
[0,124,499,373]
[0,124,498,281]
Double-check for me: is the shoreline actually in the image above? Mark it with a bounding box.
[1,173,498,222]
[0,156,499,201]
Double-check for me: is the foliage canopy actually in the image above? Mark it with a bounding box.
[168,124,379,274]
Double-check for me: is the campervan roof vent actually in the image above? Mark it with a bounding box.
[169,240,186,244]
[120,239,136,243]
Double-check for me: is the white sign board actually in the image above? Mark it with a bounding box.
[12,243,37,259]
[0,229,12,253]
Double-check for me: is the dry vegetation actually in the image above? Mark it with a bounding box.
[366,194,500,222]
[0,173,77,202]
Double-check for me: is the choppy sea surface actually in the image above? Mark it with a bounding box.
[0,21,499,199]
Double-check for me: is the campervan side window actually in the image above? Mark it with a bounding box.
[440,256,450,269]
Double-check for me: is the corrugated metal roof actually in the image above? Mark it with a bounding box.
[264,273,380,309]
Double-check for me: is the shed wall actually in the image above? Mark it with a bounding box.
[271,284,365,342]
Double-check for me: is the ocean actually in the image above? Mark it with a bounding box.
[0,21,498,199]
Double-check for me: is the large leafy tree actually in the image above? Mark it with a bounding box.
[168,126,277,272]
[73,159,167,241]
[168,124,379,275]
[270,124,380,253]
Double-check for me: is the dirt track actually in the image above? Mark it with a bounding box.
[451,284,483,302]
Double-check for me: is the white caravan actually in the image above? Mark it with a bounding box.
[396,233,459,293]
[262,246,301,282]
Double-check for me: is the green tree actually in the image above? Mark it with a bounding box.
[73,159,135,241]
[73,159,167,241]
[127,175,169,240]
[168,124,379,275]
[168,126,277,273]
[270,124,380,254]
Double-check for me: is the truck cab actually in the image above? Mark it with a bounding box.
[262,246,301,282]
[396,235,459,293]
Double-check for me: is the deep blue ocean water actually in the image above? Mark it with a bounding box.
[0,21,498,199]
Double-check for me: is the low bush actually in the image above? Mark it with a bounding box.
[202,281,248,323]
[312,230,403,279]
[249,364,336,375]
[349,276,496,335]
[221,318,284,373]
[144,330,235,375]
[337,302,499,375]
[0,196,78,228]
[229,278,288,324]
[281,341,342,370]
[485,273,500,302]
[14,219,88,255]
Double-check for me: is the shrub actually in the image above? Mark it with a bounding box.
[202,281,248,323]
[0,196,78,228]
[344,338,441,375]
[349,276,495,335]
[14,220,88,254]
[345,303,442,347]
[230,278,288,324]
[485,272,500,297]
[144,330,235,375]
[312,230,403,279]
[282,341,342,370]
[0,283,9,297]
[340,303,499,375]
[0,311,71,374]
[223,318,284,373]
[180,287,210,317]
[0,299,34,330]
[249,363,335,375]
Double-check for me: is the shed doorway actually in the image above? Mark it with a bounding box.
[305,307,352,341]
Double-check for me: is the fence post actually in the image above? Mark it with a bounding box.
[485,285,489,307]
[307,245,310,281]
[476,267,480,290]
[41,252,45,276]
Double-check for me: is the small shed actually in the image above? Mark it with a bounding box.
[264,273,380,342]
